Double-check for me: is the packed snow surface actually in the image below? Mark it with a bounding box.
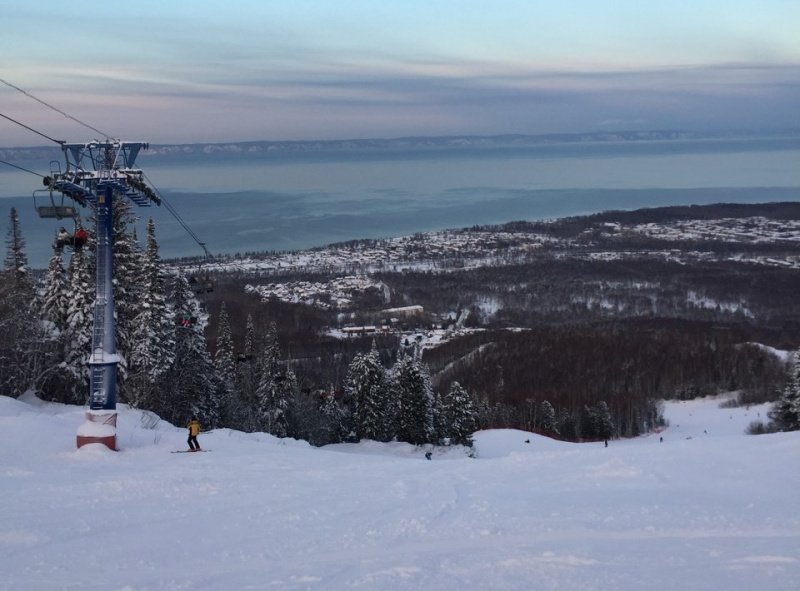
[1,393,798,591]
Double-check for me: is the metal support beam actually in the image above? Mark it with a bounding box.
[77,184,118,450]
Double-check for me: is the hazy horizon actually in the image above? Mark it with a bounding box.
[4,136,798,268]
[1,127,797,157]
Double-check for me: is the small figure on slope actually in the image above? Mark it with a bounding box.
[187,416,201,451]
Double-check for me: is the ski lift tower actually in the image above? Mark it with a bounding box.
[42,140,160,450]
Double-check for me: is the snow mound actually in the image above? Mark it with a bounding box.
[660,394,772,440]
[324,439,472,460]
[472,428,575,458]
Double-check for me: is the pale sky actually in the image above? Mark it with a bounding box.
[1,0,798,146]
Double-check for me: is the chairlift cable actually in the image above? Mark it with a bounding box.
[142,172,212,259]
[0,78,111,140]
[1,79,211,259]
[0,158,46,177]
[0,112,64,145]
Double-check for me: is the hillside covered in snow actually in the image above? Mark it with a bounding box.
[1,393,798,590]
[172,202,800,434]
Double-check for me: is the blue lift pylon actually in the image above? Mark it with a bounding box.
[40,140,160,450]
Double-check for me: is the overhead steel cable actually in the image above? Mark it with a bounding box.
[142,172,211,258]
[0,112,64,145]
[0,78,111,140]
[1,78,211,258]
[0,158,46,178]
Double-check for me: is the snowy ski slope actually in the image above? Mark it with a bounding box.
[0,393,798,590]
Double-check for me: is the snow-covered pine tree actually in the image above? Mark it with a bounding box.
[214,301,236,422]
[769,349,800,431]
[287,376,328,444]
[320,386,347,444]
[214,301,236,387]
[254,322,278,419]
[539,400,558,434]
[4,207,29,279]
[109,198,144,385]
[431,389,447,443]
[582,404,600,438]
[35,247,77,402]
[243,313,256,360]
[345,342,392,441]
[0,208,42,397]
[127,218,175,408]
[156,271,222,427]
[276,366,298,437]
[171,269,203,334]
[558,408,577,440]
[255,323,290,436]
[62,247,94,402]
[443,381,478,446]
[595,400,615,439]
[391,352,435,445]
[41,249,70,333]
[475,395,492,430]
[344,351,368,439]
[233,313,259,431]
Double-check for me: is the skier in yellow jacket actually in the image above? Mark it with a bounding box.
[187,416,201,451]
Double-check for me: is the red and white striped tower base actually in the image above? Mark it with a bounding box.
[76,410,117,450]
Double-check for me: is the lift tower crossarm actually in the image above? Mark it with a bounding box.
[61,140,149,174]
[49,141,160,208]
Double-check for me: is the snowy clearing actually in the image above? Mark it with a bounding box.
[0,393,798,591]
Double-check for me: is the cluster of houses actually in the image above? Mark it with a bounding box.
[628,216,800,245]
[217,214,800,345]
[244,275,388,309]
[212,229,554,276]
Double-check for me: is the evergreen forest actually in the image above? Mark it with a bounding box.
[3,201,799,446]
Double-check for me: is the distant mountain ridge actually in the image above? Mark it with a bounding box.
[2,129,796,163]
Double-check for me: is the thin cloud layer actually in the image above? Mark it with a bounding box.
[2,2,798,145]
